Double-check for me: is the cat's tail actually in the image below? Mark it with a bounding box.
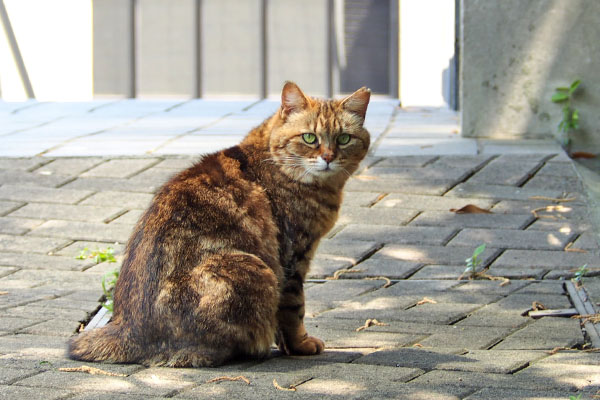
[68,322,137,363]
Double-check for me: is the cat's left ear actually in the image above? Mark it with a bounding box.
[341,87,371,121]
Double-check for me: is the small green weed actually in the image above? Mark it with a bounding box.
[464,243,486,279]
[76,247,117,264]
[569,394,582,400]
[551,79,581,148]
[101,269,119,312]
[572,264,588,287]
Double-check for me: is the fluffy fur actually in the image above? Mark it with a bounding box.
[68,82,371,367]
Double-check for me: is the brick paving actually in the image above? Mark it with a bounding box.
[0,100,599,399]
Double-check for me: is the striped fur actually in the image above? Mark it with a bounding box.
[68,82,371,367]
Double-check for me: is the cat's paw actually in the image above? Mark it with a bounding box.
[291,335,325,355]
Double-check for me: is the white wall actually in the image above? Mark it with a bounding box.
[400,0,455,107]
[0,0,92,101]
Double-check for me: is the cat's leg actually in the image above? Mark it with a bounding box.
[276,268,324,356]
[154,251,280,367]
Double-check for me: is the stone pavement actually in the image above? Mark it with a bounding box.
[1,99,599,399]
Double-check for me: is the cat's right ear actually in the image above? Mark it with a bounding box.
[281,81,310,118]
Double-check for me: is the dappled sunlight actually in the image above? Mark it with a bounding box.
[378,246,427,261]
[559,226,572,234]
[299,378,367,395]
[546,233,563,246]
[72,376,135,392]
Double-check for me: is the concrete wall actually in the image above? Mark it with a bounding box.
[461,0,600,146]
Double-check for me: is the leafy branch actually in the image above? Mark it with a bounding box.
[551,79,581,148]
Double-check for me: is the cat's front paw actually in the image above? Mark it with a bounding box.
[291,335,325,355]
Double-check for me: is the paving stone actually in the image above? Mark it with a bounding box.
[303,326,421,349]
[491,200,589,219]
[31,157,104,176]
[429,154,493,170]
[28,220,132,243]
[19,318,78,337]
[416,326,512,351]
[0,334,67,359]
[410,211,533,229]
[538,351,600,365]
[465,388,583,400]
[0,158,49,171]
[315,239,380,264]
[524,174,585,193]
[334,224,455,246]
[305,280,384,315]
[354,348,543,374]
[0,185,93,204]
[492,249,600,270]
[81,158,161,179]
[80,191,154,209]
[0,316,39,332]
[348,258,423,279]
[345,177,453,195]
[372,244,501,267]
[536,161,579,178]
[446,183,565,201]
[336,207,418,226]
[0,252,94,271]
[526,218,593,232]
[0,234,69,254]
[307,255,353,279]
[447,228,572,250]
[0,169,73,188]
[339,192,384,208]
[572,232,600,250]
[0,217,44,235]
[513,281,565,295]
[373,155,438,168]
[410,265,546,280]
[54,241,125,258]
[469,158,542,186]
[1,269,103,290]
[373,193,494,211]
[9,203,123,223]
[513,363,600,390]
[454,279,532,296]
[0,200,24,216]
[0,384,73,400]
[67,393,165,400]
[63,177,160,194]
[360,166,472,182]
[492,317,584,350]
[322,302,479,325]
[154,157,195,170]
[109,209,144,225]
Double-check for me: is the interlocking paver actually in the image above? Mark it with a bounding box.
[0,217,44,235]
[337,206,418,226]
[81,159,161,179]
[372,244,501,266]
[79,191,154,209]
[410,211,533,229]
[8,203,123,223]
[63,177,160,193]
[373,193,494,211]
[447,228,572,250]
[334,224,455,246]
[446,182,566,201]
[28,220,132,243]
[0,169,73,188]
[0,185,93,204]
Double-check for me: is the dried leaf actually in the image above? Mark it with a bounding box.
[365,276,392,288]
[564,242,587,253]
[413,343,424,348]
[532,301,546,311]
[571,151,596,159]
[273,379,297,391]
[327,268,364,280]
[450,204,492,214]
[0,291,8,296]
[58,366,127,377]
[356,318,389,332]
[416,297,437,306]
[206,376,251,385]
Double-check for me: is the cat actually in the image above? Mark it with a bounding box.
[68,81,371,367]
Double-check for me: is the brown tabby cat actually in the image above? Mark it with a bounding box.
[68,81,371,367]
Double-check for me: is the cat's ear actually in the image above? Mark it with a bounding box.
[341,87,371,120]
[281,81,311,117]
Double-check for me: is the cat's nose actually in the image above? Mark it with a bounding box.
[321,151,335,164]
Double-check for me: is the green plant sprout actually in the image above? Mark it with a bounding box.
[464,243,486,279]
[569,394,582,400]
[76,247,117,264]
[572,264,588,287]
[551,79,581,148]
[101,269,120,312]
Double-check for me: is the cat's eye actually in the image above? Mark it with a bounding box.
[337,134,351,145]
[302,133,317,144]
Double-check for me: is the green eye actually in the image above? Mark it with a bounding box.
[337,134,351,145]
[302,133,317,144]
